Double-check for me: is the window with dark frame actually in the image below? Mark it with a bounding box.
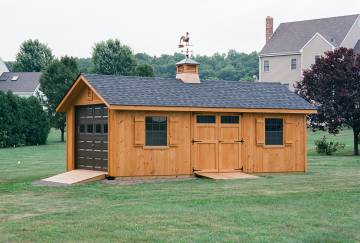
[103,124,108,134]
[145,116,167,146]
[197,115,216,123]
[80,124,85,133]
[87,124,93,133]
[315,55,321,63]
[265,118,283,145]
[221,116,239,124]
[95,124,102,133]
[264,60,270,72]
[291,58,297,70]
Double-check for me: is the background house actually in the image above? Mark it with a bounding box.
[259,14,360,90]
[0,57,9,75]
[0,72,42,97]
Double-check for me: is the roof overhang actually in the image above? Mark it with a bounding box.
[108,104,317,114]
[259,52,301,57]
[56,74,109,112]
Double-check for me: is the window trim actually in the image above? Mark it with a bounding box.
[144,115,168,147]
[290,58,297,70]
[263,60,270,72]
[264,117,284,147]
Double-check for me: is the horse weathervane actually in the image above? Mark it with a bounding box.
[178,32,193,58]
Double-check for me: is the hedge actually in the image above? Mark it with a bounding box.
[0,91,50,148]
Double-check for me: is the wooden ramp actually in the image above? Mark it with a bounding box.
[42,170,107,185]
[195,172,259,180]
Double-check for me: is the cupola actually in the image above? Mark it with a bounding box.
[176,58,200,83]
[176,32,200,83]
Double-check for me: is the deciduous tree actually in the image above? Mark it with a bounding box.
[296,47,360,155]
[40,56,79,142]
[92,39,136,75]
[13,39,53,72]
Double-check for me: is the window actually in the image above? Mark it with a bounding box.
[95,124,102,133]
[87,124,93,133]
[315,55,321,63]
[265,118,283,145]
[221,116,239,124]
[264,60,270,72]
[79,124,85,133]
[145,116,167,146]
[197,115,215,123]
[291,58,297,70]
[103,124,108,134]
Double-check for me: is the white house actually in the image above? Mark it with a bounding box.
[259,14,360,90]
[0,72,43,97]
[0,57,9,75]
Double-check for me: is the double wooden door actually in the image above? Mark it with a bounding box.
[192,114,242,172]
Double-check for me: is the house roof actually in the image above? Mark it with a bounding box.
[81,73,315,110]
[260,14,359,55]
[0,72,42,93]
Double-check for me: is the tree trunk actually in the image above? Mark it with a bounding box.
[354,129,359,155]
[60,127,65,142]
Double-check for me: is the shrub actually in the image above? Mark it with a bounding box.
[314,136,345,155]
[0,91,50,148]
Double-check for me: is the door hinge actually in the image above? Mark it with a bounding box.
[192,139,202,144]
[193,168,202,172]
[235,139,244,144]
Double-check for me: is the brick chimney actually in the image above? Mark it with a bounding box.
[266,16,274,43]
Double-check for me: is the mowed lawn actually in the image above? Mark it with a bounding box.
[0,129,360,242]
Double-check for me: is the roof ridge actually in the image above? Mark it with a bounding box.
[280,14,359,25]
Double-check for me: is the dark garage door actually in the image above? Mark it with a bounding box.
[75,105,108,171]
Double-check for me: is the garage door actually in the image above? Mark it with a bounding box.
[192,114,242,172]
[75,105,108,171]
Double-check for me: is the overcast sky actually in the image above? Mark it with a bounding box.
[1,0,359,61]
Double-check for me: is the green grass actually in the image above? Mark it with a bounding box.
[0,129,360,242]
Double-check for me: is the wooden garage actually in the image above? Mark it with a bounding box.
[56,58,316,177]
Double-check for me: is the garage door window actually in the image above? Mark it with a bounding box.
[265,118,283,145]
[197,115,215,123]
[145,116,167,146]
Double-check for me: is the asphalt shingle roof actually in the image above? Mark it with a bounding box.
[82,73,315,110]
[0,72,41,93]
[260,14,359,55]
[354,40,360,55]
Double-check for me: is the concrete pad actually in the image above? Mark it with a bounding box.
[42,169,107,184]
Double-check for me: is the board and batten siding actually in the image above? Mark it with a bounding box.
[259,54,302,90]
[107,110,307,177]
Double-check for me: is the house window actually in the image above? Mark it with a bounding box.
[87,124,93,133]
[221,116,239,124]
[264,60,270,72]
[315,55,321,63]
[291,58,297,70]
[265,118,283,145]
[145,116,167,146]
[79,124,85,133]
[103,124,108,134]
[95,124,102,133]
[197,115,216,123]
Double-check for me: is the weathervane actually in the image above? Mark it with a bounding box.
[178,32,193,58]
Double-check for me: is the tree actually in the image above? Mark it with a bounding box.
[13,39,53,72]
[40,56,79,142]
[296,47,360,155]
[135,64,154,77]
[92,39,137,75]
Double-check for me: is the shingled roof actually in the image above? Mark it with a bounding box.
[0,72,42,94]
[82,73,315,110]
[260,14,359,55]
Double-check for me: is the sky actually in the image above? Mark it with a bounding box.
[1,0,359,61]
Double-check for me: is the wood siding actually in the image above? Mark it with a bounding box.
[106,110,307,176]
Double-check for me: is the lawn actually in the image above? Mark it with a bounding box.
[0,129,359,242]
